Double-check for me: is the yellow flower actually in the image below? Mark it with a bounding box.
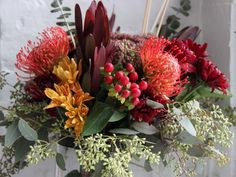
[44,56,93,137]
[45,82,93,137]
[53,56,79,84]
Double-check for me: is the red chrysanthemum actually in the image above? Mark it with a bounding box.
[198,59,229,94]
[16,27,69,76]
[140,37,186,98]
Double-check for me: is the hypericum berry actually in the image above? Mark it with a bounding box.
[131,88,141,98]
[115,71,124,80]
[121,90,130,98]
[130,83,139,89]
[114,84,122,92]
[120,76,130,86]
[131,97,140,106]
[126,63,134,72]
[129,72,138,82]
[139,80,148,90]
[104,76,113,84]
[104,63,114,73]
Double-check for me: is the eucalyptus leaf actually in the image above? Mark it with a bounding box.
[51,0,62,8]
[177,130,201,145]
[14,137,34,162]
[5,122,21,147]
[56,22,75,26]
[82,101,113,136]
[132,122,158,135]
[51,7,71,13]
[146,99,164,109]
[18,119,38,141]
[57,13,71,19]
[38,127,49,141]
[109,111,126,122]
[109,128,140,135]
[56,153,66,171]
[187,146,206,157]
[172,7,189,16]
[178,117,196,136]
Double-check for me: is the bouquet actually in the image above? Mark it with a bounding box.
[0,0,234,177]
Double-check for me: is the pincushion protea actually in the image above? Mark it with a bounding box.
[16,27,69,76]
[140,37,186,99]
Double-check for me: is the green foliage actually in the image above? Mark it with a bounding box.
[18,118,38,141]
[4,121,21,147]
[27,140,56,164]
[158,0,192,38]
[75,134,160,177]
[82,101,114,136]
[56,153,66,171]
[50,0,76,37]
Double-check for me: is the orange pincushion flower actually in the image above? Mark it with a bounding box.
[16,27,69,76]
[140,37,185,98]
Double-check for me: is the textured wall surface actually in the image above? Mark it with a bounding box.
[0,0,235,177]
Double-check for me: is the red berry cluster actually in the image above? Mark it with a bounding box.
[103,63,148,109]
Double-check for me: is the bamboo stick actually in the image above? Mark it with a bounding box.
[141,0,153,34]
[155,0,170,37]
[151,0,167,33]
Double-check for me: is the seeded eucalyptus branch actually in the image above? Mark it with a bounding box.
[50,0,76,47]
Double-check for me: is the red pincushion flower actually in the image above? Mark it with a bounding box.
[198,59,229,94]
[16,27,69,76]
[140,37,186,98]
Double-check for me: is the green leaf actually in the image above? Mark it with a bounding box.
[65,170,82,177]
[0,111,5,121]
[56,22,75,26]
[169,20,180,30]
[109,128,140,135]
[109,111,126,122]
[82,101,114,136]
[132,122,158,135]
[178,117,196,136]
[51,0,62,8]
[18,119,38,141]
[172,7,189,16]
[146,99,164,109]
[14,137,34,162]
[177,130,201,145]
[38,127,49,141]
[50,7,71,13]
[56,153,66,171]
[144,160,153,172]
[196,86,232,99]
[5,122,21,147]
[187,146,206,157]
[57,13,71,19]
[91,161,103,177]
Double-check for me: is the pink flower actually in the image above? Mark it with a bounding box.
[16,27,69,76]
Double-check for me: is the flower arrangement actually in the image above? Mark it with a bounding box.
[0,0,234,177]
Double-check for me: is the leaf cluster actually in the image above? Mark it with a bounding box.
[159,0,192,38]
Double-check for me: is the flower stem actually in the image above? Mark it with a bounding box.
[182,83,204,102]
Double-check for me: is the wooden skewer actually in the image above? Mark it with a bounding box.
[151,0,167,33]
[141,0,153,34]
[155,0,170,37]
